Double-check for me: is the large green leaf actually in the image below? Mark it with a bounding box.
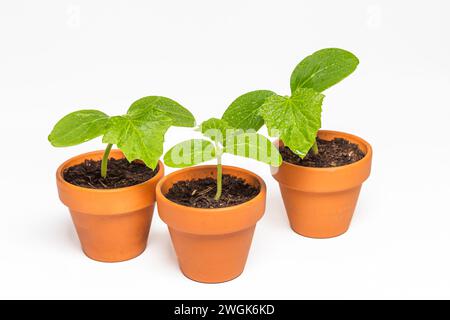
[224,132,282,166]
[164,139,216,168]
[128,96,195,127]
[222,90,275,130]
[259,88,324,158]
[290,48,359,93]
[102,108,172,169]
[199,118,233,145]
[48,110,109,147]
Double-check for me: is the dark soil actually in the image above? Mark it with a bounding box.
[280,138,365,168]
[165,174,260,208]
[63,158,157,189]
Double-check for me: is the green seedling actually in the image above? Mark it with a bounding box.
[222,48,359,158]
[164,117,281,200]
[49,96,195,177]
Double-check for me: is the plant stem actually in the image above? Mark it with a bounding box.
[311,140,319,155]
[101,144,113,178]
[214,147,223,201]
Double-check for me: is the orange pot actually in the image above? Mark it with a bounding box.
[56,150,164,262]
[156,165,266,283]
[272,130,372,238]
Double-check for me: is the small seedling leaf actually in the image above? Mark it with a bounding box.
[199,118,233,146]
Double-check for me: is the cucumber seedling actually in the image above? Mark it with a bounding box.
[164,117,281,200]
[222,48,359,158]
[48,96,195,177]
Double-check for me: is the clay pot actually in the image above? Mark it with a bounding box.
[156,165,266,283]
[272,130,372,238]
[56,150,164,262]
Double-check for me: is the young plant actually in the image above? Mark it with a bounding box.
[222,48,359,158]
[164,117,282,200]
[48,96,195,176]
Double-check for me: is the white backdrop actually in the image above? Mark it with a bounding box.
[1,0,449,299]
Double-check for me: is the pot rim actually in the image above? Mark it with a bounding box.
[156,164,266,213]
[56,149,164,194]
[276,129,372,172]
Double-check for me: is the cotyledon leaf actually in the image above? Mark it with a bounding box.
[224,132,282,167]
[222,90,276,131]
[164,139,216,168]
[290,48,359,93]
[48,110,109,147]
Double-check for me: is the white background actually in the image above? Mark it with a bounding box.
[1,0,449,299]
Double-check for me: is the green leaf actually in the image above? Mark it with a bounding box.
[164,139,216,168]
[199,118,234,145]
[224,132,282,166]
[102,108,172,169]
[290,48,359,93]
[48,110,109,147]
[197,117,281,166]
[128,96,195,127]
[259,88,324,158]
[222,90,276,130]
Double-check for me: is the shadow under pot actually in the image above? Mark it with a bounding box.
[272,130,372,238]
[56,150,164,262]
[156,165,266,283]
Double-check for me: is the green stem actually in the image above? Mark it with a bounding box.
[214,148,223,201]
[101,144,113,178]
[311,140,319,155]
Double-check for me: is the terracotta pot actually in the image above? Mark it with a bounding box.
[156,165,266,283]
[56,150,164,262]
[272,130,372,238]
